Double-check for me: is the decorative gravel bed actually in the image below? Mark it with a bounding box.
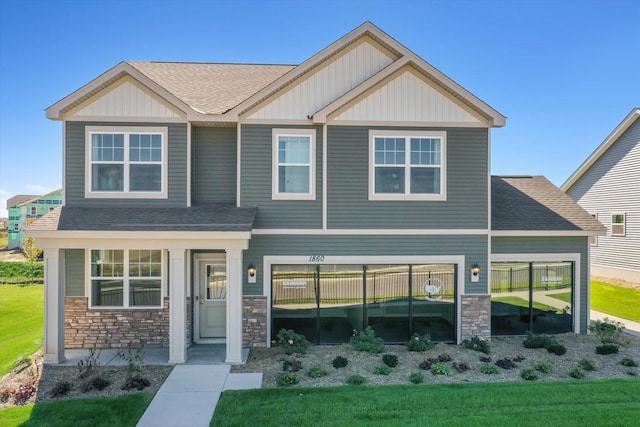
[231,332,640,388]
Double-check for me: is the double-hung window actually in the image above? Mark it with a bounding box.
[90,249,163,308]
[86,126,168,198]
[272,128,316,200]
[611,213,626,236]
[369,130,446,200]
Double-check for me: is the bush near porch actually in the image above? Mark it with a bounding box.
[0,285,43,376]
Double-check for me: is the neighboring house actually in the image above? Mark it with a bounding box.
[29,22,603,365]
[7,190,63,249]
[562,108,640,284]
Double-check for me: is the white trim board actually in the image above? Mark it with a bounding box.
[262,254,466,346]
[491,230,604,237]
[491,252,582,333]
[252,228,489,235]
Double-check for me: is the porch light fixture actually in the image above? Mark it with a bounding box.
[470,263,480,283]
[247,264,257,284]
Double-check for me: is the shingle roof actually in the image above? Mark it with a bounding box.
[492,175,606,232]
[6,195,39,209]
[128,62,296,115]
[28,204,256,232]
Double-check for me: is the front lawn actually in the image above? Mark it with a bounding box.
[0,393,153,427]
[549,281,640,322]
[212,379,640,426]
[0,285,43,375]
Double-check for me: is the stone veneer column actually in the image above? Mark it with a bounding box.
[242,296,267,347]
[460,295,491,341]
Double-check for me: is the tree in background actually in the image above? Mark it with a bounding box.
[23,237,43,283]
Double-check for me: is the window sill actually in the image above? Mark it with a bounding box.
[368,193,447,201]
[85,191,168,199]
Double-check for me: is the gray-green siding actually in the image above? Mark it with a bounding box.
[65,249,85,297]
[491,236,590,333]
[65,122,188,207]
[244,234,488,295]
[240,125,323,228]
[327,126,489,229]
[191,127,237,203]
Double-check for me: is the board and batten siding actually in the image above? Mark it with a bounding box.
[327,126,489,229]
[65,249,85,297]
[491,236,589,333]
[566,118,640,275]
[64,121,188,207]
[243,234,488,296]
[191,127,236,204]
[240,124,323,228]
[247,38,396,120]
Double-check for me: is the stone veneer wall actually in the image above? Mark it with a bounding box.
[460,294,491,341]
[242,296,267,347]
[65,297,170,348]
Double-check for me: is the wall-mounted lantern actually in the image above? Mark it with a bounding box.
[470,263,481,283]
[247,264,257,284]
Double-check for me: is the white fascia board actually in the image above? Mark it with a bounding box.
[46,62,194,121]
[27,229,251,242]
[252,228,489,235]
[561,108,640,192]
[491,230,606,237]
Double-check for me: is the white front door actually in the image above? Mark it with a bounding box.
[197,255,227,339]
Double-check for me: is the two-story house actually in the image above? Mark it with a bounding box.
[7,189,63,249]
[562,108,640,284]
[29,22,603,365]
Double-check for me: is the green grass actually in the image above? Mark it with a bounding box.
[212,379,640,426]
[0,393,153,427]
[0,285,44,375]
[548,281,640,322]
[491,296,558,312]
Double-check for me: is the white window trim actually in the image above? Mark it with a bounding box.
[611,212,626,237]
[368,130,447,201]
[85,126,168,199]
[30,206,37,215]
[590,213,598,246]
[13,223,19,231]
[86,249,166,309]
[271,128,316,200]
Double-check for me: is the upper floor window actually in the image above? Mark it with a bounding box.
[611,213,626,236]
[369,130,446,201]
[30,206,37,215]
[272,128,316,200]
[85,126,168,199]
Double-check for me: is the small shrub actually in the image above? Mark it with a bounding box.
[13,384,37,405]
[407,333,435,352]
[480,363,499,375]
[513,355,526,362]
[569,367,585,379]
[276,372,299,387]
[596,344,619,355]
[1,388,13,403]
[419,358,438,371]
[117,346,145,375]
[452,362,469,373]
[345,374,367,385]
[534,362,553,374]
[495,358,517,370]
[627,370,638,376]
[382,354,399,368]
[430,363,452,376]
[437,353,452,362]
[306,366,328,378]
[50,381,72,398]
[332,356,349,369]
[121,375,150,391]
[409,372,425,384]
[479,356,492,363]
[461,336,490,354]
[12,355,32,372]
[351,327,385,354]
[374,364,392,375]
[578,359,597,371]
[620,357,638,367]
[546,343,567,356]
[276,329,311,355]
[80,375,111,392]
[523,333,550,349]
[589,318,625,344]
[77,348,101,379]
[282,358,303,372]
[520,368,538,381]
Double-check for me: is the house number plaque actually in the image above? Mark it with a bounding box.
[308,256,325,262]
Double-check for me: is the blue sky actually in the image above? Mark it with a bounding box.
[1,0,638,217]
